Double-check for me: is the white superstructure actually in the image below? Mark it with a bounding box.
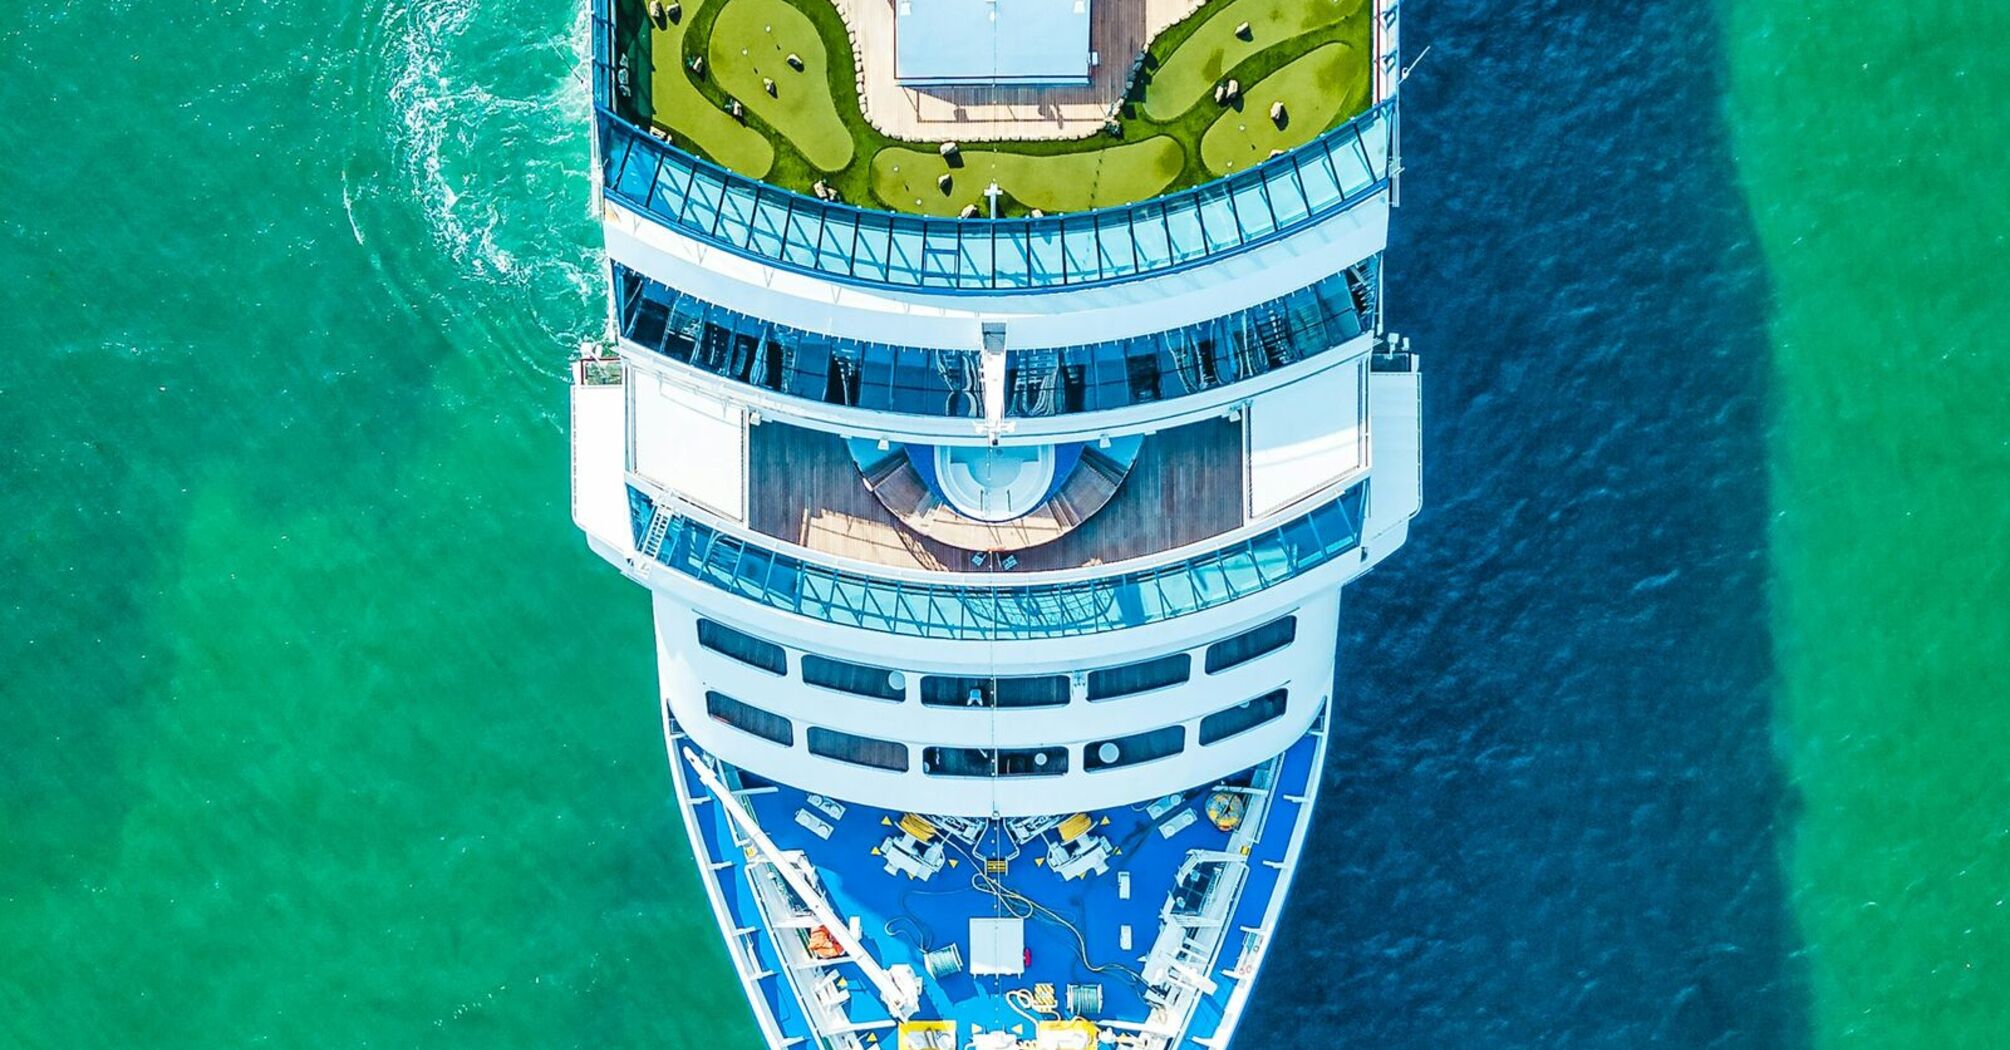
[572,1,1415,1046]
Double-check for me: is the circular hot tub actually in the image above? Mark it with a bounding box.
[931,444,1057,523]
[846,436,1142,553]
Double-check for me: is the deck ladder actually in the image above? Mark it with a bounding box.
[636,501,674,573]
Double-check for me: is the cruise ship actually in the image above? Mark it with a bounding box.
[571,1,1415,1047]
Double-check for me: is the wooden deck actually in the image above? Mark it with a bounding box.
[747,419,1246,573]
[832,0,1206,142]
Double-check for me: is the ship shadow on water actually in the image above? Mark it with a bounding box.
[1243,0,1806,1045]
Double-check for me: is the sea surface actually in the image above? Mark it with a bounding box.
[2,0,2003,1047]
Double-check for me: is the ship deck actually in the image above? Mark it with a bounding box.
[675,727,1321,1046]
[747,418,1247,573]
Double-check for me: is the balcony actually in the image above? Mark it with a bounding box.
[625,481,1366,640]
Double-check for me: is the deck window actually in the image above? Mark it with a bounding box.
[634,484,1366,640]
[922,746,1070,778]
[919,674,1071,709]
[703,691,793,747]
[1084,726,1187,771]
[1086,653,1192,701]
[802,654,906,702]
[597,100,1392,294]
[612,258,1375,417]
[807,727,909,771]
[1204,616,1297,674]
[696,618,787,676]
[1198,689,1290,746]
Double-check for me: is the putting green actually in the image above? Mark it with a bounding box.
[870,137,1186,217]
[1141,0,1364,122]
[1200,42,1369,175]
[648,0,774,178]
[707,0,855,172]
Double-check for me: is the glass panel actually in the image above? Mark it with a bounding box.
[886,221,927,286]
[1024,221,1065,283]
[1263,163,1311,228]
[1294,150,1344,211]
[920,225,961,287]
[619,141,664,206]
[1330,128,1374,197]
[802,654,906,701]
[1195,185,1241,252]
[1198,689,1289,746]
[1084,725,1184,771]
[713,181,758,248]
[748,193,788,257]
[1215,547,1262,597]
[1205,617,1297,673]
[783,208,822,268]
[1230,176,1278,241]
[808,727,908,771]
[993,228,1033,288]
[1358,111,1392,180]
[855,344,896,411]
[683,168,728,237]
[1086,653,1190,701]
[1128,202,1172,271]
[1162,200,1208,264]
[1250,532,1295,584]
[696,619,786,675]
[1150,567,1199,616]
[923,746,1067,778]
[956,225,994,289]
[1061,219,1101,283]
[705,691,794,747]
[845,215,885,281]
[920,674,1069,708]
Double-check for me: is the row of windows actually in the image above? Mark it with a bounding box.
[694,615,1298,705]
[616,260,1377,418]
[696,619,786,675]
[919,674,1072,709]
[699,687,1295,776]
[802,654,905,701]
[1206,617,1299,674]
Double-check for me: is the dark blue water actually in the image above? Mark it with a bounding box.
[1244,1,1802,1044]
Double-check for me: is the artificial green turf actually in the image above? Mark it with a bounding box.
[646,0,1373,214]
[1200,41,1370,175]
[1141,0,1364,122]
[706,0,854,171]
[870,136,1185,216]
[646,0,775,177]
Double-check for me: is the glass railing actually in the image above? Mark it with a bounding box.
[626,484,1366,639]
[588,0,1392,294]
[616,258,1375,418]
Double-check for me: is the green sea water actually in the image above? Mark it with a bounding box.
[1,0,759,1044]
[1726,0,2010,1044]
[3,0,2006,1046]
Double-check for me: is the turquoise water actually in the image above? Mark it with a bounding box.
[2,0,757,1043]
[4,0,2005,1046]
[1729,0,2010,1043]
